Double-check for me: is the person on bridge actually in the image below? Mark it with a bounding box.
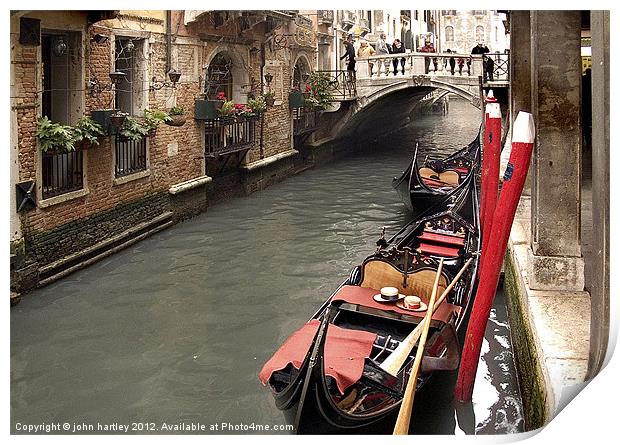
[470,41,494,81]
[457,55,466,75]
[446,49,456,75]
[376,33,390,55]
[341,36,356,83]
[418,40,438,74]
[390,39,406,75]
[357,39,376,76]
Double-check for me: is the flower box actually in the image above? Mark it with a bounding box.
[194,100,223,120]
[90,109,121,135]
[288,90,305,108]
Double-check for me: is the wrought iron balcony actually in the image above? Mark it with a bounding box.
[293,108,319,136]
[317,10,334,25]
[204,115,257,158]
[340,10,355,30]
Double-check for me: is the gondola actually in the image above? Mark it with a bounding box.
[392,132,481,219]
[259,174,480,434]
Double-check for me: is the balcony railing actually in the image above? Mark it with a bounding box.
[315,70,357,100]
[317,10,334,25]
[293,108,319,136]
[204,116,257,158]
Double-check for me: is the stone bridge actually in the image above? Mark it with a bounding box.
[316,52,509,141]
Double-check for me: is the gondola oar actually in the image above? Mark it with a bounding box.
[393,259,444,435]
[380,258,473,376]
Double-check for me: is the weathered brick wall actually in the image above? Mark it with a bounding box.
[11,11,334,293]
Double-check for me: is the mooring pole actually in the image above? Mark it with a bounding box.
[454,111,535,402]
[479,90,502,266]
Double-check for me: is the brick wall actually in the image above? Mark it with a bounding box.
[11,11,333,293]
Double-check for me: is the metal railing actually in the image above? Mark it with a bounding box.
[293,108,319,136]
[204,116,257,157]
[317,10,333,24]
[355,52,487,79]
[42,150,84,199]
[115,135,147,178]
[484,52,510,81]
[316,69,357,100]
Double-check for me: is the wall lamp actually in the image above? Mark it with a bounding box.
[88,71,126,95]
[150,69,182,91]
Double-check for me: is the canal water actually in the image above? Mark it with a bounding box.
[10,99,523,435]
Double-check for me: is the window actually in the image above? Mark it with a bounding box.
[206,53,233,100]
[114,38,145,115]
[40,30,84,199]
[445,26,455,42]
[443,10,457,16]
[114,37,148,178]
[475,26,485,43]
[367,10,373,31]
[414,10,419,20]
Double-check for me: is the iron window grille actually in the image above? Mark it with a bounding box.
[114,135,147,178]
[42,151,84,199]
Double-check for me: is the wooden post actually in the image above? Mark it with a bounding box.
[479,90,502,269]
[454,112,535,402]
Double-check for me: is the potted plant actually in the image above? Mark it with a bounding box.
[167,106,186,127]
[90,109,118,135]
[143,108,171,136]
[36,116,76,154]
[218,100,236,122]
[247,95,267,115]
[119,116,149,142]
[73,116,105,149]
[110,111,128,129]
[264,92,275,107]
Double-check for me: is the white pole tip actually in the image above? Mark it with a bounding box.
[512,112,535,144]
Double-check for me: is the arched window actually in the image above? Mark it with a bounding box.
[475,26,485,43]
[445,26,455,42]
[206,53,233,100]
[293,57,311,90]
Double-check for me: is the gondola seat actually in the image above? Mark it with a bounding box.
[419,167,460,187]
[358,259,448,298]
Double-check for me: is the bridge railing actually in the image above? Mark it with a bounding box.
[354,52,486,80]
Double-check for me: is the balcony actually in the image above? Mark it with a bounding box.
[442,10,457,16]
[204,116,257,158]
[295,14,313,29]
[317,10,334,25]
[293,108,319,136]
[340,10,355,31]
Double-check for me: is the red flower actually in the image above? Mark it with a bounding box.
[234,103,245,110]
[305,84,311,92]
[216,92,226,100]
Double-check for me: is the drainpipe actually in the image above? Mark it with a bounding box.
[259,43,265,159]
[166,10,172,73]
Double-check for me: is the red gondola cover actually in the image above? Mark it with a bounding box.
[418,232,466,246]
[259,319,377,394]
[417,243,460,257]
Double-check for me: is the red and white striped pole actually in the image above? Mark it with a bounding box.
[455,111,535,402]
[479,90,502,255]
